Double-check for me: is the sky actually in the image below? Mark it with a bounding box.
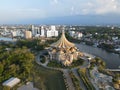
[0,0,120,24]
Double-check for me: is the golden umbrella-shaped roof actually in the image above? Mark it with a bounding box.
[51,30,75,49]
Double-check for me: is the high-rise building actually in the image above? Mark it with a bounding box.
[30,25,35,35]
[24,31,32,39]
[46,25,58,37]
[40,26,45,37]
[46,30,58,37]
[51,25,56,31]
[46,30,52,37]
[54,30,58,37]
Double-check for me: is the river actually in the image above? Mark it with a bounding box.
[76,44,120,69]
[0,37,15,41]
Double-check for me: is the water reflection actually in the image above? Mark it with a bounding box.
[76,44,120,69]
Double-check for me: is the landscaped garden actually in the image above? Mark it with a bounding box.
[47,58,84,69]
[69,71,82,90]
[78,68,95,90]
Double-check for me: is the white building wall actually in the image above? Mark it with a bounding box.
[69,31,75,37]
[47,30,52,37]
[78,33,83,38]
[46,29,58,37]
[51,25,56,31]
[51,30,55,36]
[40,26,45,37]
[54,31,58,37]
[11,31,17,37]
[31,25,35,35]
[41,29,45,37]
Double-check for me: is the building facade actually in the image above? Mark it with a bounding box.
[49,30,83,66]
[24,31,32,39]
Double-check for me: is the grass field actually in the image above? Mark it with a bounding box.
[32,63,66,90]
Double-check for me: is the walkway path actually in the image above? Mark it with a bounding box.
[17,82,38,90]
[63,69,75,90]
[72,68,87,90]
[86,69,99,90]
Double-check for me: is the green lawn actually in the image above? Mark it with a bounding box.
[32,63,66,90]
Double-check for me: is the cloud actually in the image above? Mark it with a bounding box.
[82,9,89,15]
[70,6,75,15]
[70,0,119,15]
[50,0,59,4]
[16,8,46,19]
[0,8,47,23]
[94,0,119,14]
[54,0,58,4]
[0,0,120,24]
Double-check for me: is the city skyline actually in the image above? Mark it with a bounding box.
[0,0,120,24]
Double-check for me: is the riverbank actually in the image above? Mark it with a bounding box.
[76,43,120,69]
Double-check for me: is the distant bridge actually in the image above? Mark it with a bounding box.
[106,69,120,72]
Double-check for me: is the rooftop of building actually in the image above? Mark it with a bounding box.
[51,30,75,49]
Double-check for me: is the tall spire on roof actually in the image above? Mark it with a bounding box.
[51,30,75,49]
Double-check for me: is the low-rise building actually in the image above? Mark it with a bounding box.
[2,77,20,88]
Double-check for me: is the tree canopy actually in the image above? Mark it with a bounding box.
[0,47,34,83]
